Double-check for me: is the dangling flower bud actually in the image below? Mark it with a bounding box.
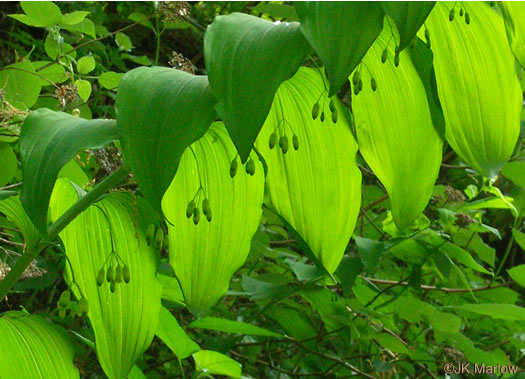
[78,297,89,315]
[279,135,289,153]
[193,207,200,225]
[331,108,338,123]
[465,11,470,24]
[123,264,131,284]
[245,158,255,176]
[371,77,377,91]
[311,102,320,120]
[293,135,299,150]
[186,200,195,218]
[96,268,105,286]
[230,158,238,178]
[381,48,388,63]
[145,224,155,246]
[449,8,455,21]
[269,132,277,149]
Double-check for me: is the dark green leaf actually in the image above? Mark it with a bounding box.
[296,2,384,96]
[189,317,281,337]
[20,108,118,233]
[116,67,216,214]
[204,12,310,161]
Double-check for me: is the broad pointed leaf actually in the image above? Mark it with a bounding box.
[0,311,79,378]
[116,67,217,214]
[193,350,241,379]
[382,2,436,51]
[20,108,118,233]
[426,2,521,179]
[255,67,361,273]
[500,2,525,68]
[296,2,384,96]
[156,306,200,359]
[352,25,443,229]
[49,179,161,379]
[162,123,264,314]
[204,12,310,161]
[189,316,281,337]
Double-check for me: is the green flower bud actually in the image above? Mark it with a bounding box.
[245,158,255,176]
[193,207,200,225]
[145,224,155,246]
[58,308,67,318]
[78,297,89,316]
[357,79,363,91]
[58,290,71,308]
[154,228,164,249]
[311,102,320,120]
[381,48,388,63]
[230,158,238,178]
[96,268,105,286]
[371,77,377,91]
[449,8,455,21]
[331,108,338,123]
[329,99,335,112]
[186,200,195,218]
[352,71,360,86]
[106,265,114,283]
[110,280,116,293]
[123,264,131,284]
[269,132,277,149]
[459,8,464,16]
[394,52,400,67]
[202,198,210,214]
[293,135,299,150]
[115,265,123,283]
[279,135,289,154]
[205,207,212,222]
[353,84,360,96]
[320,111,325,123]
[465,11,470,24]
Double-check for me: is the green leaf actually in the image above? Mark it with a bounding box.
[513,228,525,250]
[508,264,525,288]
[0,61,42,110]
[502,160,525,188]
[98,71,123,89]
[156,306,200,359]
[439,242,491,275]
[75,79,91,102]
[355,237,390,274]
[251,3,298,21]
[0,143,16,188]
[352,23,443,229]
[296,2,384,96]
[128,12,154,30]
[162,123,264,314]
[77,55,96,74]
[20,1,63,27]
[61,11,89,26]
[373,332,410,355]
[255,67,361,274]
[0,196,40,249]
[62,18,96,39]
[31,61,67,86]
[121,53,151,66]
[204,12,310,161]
[49,180,161,379]
[158,274,185,305]
[116,67,217,215]
[454,303,525,321]
[115,32,132,51]
[189,317,281,337]
[0,312,79,378]
[499,2,525,68]
[381,2,435,51]
[426,3,521,179]
[193,350,242,379]
[20,108,118,233]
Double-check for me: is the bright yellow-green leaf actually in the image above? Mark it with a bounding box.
[156,306,200,359]
[0,61,41,109]
[77,56,96,74]
[193,350,241,378]
[352,24,443,229]
[49,180,161,379]
[500,2,525,68]
[0,196,40,250]
[162,123,264,314]
[75,79,91,101]
[508,264,525,288]
[0,311,79,378]
[427,2,521,179]
[98,71,123,89]
[255,67,361,273]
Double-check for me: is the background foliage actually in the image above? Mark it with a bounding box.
[0,1,524,378]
